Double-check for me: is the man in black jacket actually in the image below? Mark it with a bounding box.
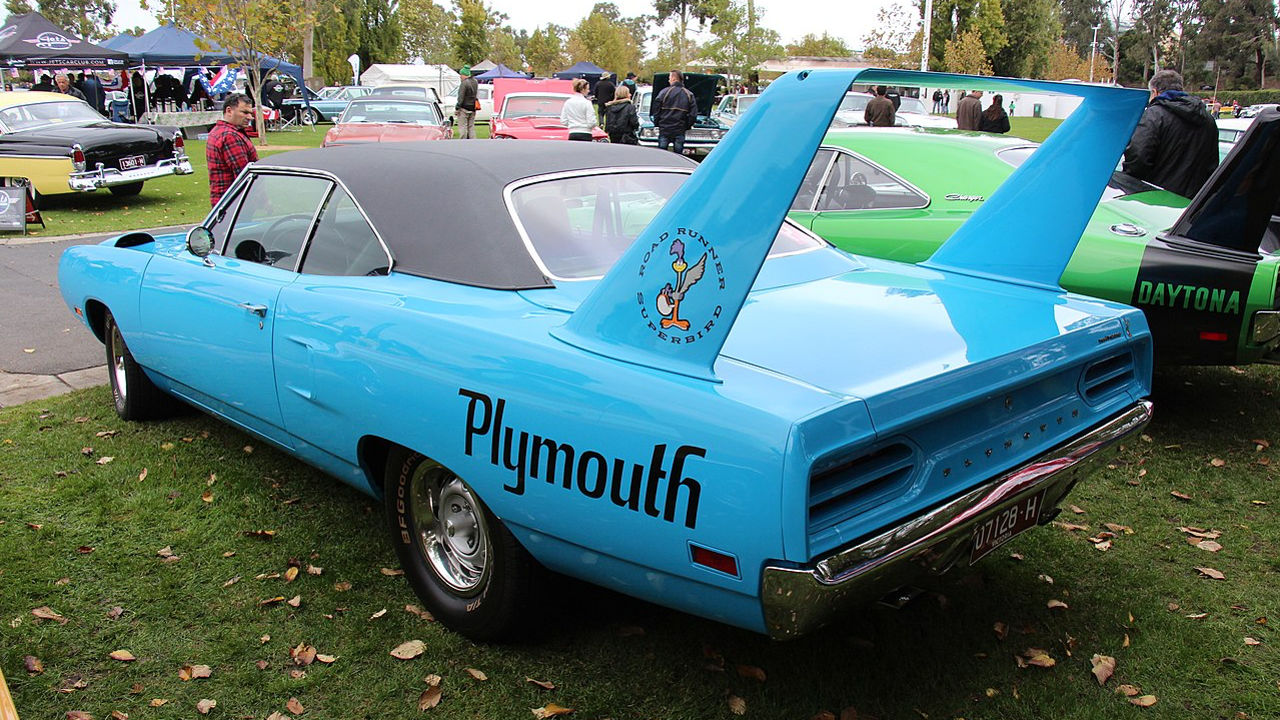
[653,70,696,155]
[1123,69,1218,198]
[594,72,615,127]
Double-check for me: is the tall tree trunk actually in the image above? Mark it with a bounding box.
[303,0,316,88]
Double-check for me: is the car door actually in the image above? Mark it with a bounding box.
[136,171,333,441]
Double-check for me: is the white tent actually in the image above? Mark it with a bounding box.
[360,63,461,96]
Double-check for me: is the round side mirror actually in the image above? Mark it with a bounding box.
[187,226,215,258]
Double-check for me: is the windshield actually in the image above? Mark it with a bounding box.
[510,170,822,280]
[837,94,871,113]
[637,91,651,116]
[997,145,1161,200]
[339,100,441,124]
[503,95,568,119]
[898,96,926,114]
[738,96,757,113]
[0,99,103,132]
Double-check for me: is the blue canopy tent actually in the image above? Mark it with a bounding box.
[474,63,526,82]
[553,61,607,81]
[99,33,138,52]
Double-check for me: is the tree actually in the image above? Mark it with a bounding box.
[452,0,489,64]
[568,3,642,75]
[525,24,566,77]
[943,26,993,74]
[991,0,1055,77]
[401,0,456,64]
[785,32,851,57]
[1199,0,1277,89]
[356,0,403,68]
[704,0,782,86]
[1044,40,1112,80]
[923,1,1005,73]
[654,0,717,68]
[36,0,116,41]
[862,2,922,69]
[489,25,523,68]
[5,0,33,15]
[311,0,360,84]
[1058,0,1107,60]
[642,25,699,79]
[147,0,299,141]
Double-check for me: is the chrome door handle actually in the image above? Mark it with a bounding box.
[238,303,268,317]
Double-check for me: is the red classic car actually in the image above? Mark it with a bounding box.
[322,98,449,147]
[490,78,606,141]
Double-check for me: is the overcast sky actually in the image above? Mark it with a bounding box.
[113,0,909,53]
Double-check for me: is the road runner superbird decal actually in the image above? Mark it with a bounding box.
[636,229,725,346]
[459,389,706,529]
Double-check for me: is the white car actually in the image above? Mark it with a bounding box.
[441,83,494,123]
[830,93,952,129]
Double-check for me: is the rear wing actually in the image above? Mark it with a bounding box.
[553,69,1150,382]
[1166,108,1280,254]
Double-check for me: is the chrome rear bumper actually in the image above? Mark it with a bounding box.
[68,155,194,191]
[761,400,1153,640]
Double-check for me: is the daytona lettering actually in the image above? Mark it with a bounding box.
[458,388,705,529]
[1136,281,1240,314]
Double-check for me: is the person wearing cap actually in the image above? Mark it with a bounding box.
[456,65,479,139]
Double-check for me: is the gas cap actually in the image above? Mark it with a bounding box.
[1109,223,1147,237]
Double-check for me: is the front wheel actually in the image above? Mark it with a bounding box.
[384,448,538,640]
[104,310,174,420]
[300,108,320,125]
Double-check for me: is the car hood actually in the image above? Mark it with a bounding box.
[325,122,448,145]
[652,72,722,118]
[520,251,1129,401]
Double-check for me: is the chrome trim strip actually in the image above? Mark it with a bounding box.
[760,400,1152,639]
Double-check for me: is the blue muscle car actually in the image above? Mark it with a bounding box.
[59,69,1155,641]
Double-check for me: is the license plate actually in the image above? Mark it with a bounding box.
[969,489,1048,563]
[118,154,146,170]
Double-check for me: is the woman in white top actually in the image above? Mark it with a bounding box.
[560,78,598,141]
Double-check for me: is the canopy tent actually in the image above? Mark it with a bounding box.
[109,23,305,89]
[470,59,496,73]
[360,63,460,97]
[0,12,129,68]
[100,32,137,52]
[474,63,526,82]
[553,61,607,80]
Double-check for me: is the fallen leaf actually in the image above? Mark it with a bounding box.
[418,686,443,710]
[1123,633,1130,648]
[334,581,352,592]
[196,698,216,714]
[111,711,128,720]
[286,595,301,608]
[1070,504,1085,514]
[531,703,575,718]
[1103,523,1134,534]
[95,430,118,438]
[25,522,43,530]
[55,577,71,586]
[289,669,306,679]
[1093,539,1112,552]
[1253,438,1270,450]
[95,456,114,465]
[1171,491,1193,501]
[286,697,304,714]
[1054,521,1089,532]
[290,644,317,666]
[370,608,387,620]
[1090,654,1116,685]
[129,684,142,695]
[259,596,286,606]
[243,445,254,454]
[24,655,43,674]
[160,442,175,451]
[1116,684,1140,697]
[306,564,323,575]
[149,699,168,707]
[736,664,767,682]
[222,576,241,588]
[156,546,176,559]
[255,572,281,580]
[77,545,95,554]
[315,654,337,664]
[1185,612,1209,619]
[727,696,747,716]
[526,677,555,690]
[32,606,68,624]
[1196,567,1226,580]
[993,621,1008,641]
[1009,552,1024,561]
[256,661,269,671]
[1021,648,1056,668]
[284,567,299,583]
[1252,500,1269,506]
[1210,458,1226,467]
[138,468,148,482]
[109,650,136,662]
[261,635,271,644]
[244,529,276,539]
[1129,695,1158,707]
[379,567,404,576]
[405,604,434,621]
[1047,599,1069,611]
[390,640,425,660]
[1244,637,1261,646]
[67,711,91,719]
[1039,574,1054,584]
[201,490,213,503]
[465,668,488,681]
[1194,540,1223,552]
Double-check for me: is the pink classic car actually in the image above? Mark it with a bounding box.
[490,78,607,141]
[322,98,450,147]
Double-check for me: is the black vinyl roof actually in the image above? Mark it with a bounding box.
[259,141,695,289]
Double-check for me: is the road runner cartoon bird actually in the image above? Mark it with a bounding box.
[657,239,707,331]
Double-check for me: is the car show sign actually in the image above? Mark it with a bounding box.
[0,185,26,232]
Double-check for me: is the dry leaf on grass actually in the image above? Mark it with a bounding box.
[96,456,114,465]
[531,703,574,718]
[1054,521,1089,532]
[66,711,91,720]
[1210,458,1226,467]
[1244,637,1262,646]
[286,697,304,714]
[1115,684,1140,697]
[23,655,43,674]
[1103,523,1133,534]
[405,604,435,621]
[284,567,299,583]
[201,490,213,503]
[129,684,143,695]
[315,654,337,664]
[196,698,216,714]
[290,644,317,666]
[1196,567,1226,580]
[179,665,212,681]
[1193,539,1223,552]
[736,664,767,682]
[1020,648,1056,668]
[1129,695,1158,707]
[1171,491,1193,501]
[993,621,1008,641]
[465,668,488,681]
[148,699,168,707]
[110,710,128,719]
[259,596,286,606]
[1090,654,1116,685]
[390,640,425,660]
[370,608,387,620]
[526,677,555,690]
[334,581,352,592]
[286,596,301,608]
[418,686,443,710]
[106,606,124,619]
[424,674,442,687]
[306,564,323,575]
[244,529,276,539]
[32,606,68,624]
[727,696,747,716]
[1047,599,1069,611]
[109,650,136,662]
[380,567,404,576]
[222,576,241,588]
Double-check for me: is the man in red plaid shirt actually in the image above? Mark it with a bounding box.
[206,93,258,205]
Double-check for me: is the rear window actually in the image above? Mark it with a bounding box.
[510,170,822,280]
[503,96,568,119]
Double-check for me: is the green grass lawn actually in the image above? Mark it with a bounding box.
[1,363,1276,719]
[26,122,491,239]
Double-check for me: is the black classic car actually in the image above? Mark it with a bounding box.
[0,91,192,198]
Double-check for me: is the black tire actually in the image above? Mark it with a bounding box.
[300,108,320,125]
[104,311,173,420]
[108,181,144,197]
[384,448,538,641]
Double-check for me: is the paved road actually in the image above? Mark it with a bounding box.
[0,226,192,406]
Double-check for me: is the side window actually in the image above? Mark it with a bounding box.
[817,151,928,211]
[792,149,835,211]
[300,188,389,276]
[209,180,248,254]
[225,174,331,269]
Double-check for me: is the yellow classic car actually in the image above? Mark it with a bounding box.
[0,91,192,198]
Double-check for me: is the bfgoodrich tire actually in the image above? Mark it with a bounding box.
[384,448,538,641]
[103,310,175,420]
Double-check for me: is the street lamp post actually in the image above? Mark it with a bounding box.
[1089,24,1101,83]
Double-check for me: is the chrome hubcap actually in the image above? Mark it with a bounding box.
[109,324,128,402]
[408,467,490,594]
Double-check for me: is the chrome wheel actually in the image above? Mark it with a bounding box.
[108,322,128,405]
[301,108,319,125]
[408,466,491,594]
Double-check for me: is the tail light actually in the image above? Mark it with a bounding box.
[71,144,86,172]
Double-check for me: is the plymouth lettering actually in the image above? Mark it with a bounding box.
[458,388,705,529]
[1136,281,1240,314]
